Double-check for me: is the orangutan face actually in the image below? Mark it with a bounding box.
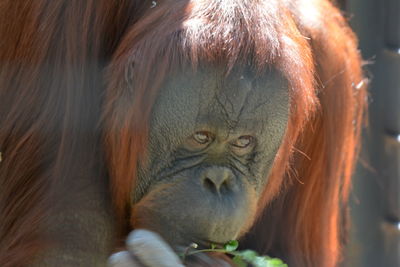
[131,65,289,248]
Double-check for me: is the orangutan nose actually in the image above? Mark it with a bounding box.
[201,166,234,194]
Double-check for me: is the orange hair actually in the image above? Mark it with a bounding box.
[105,1,366,266]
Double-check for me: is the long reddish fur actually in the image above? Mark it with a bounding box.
[0,1,366,267]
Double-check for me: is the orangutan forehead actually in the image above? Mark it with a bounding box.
[198,67,288,126]
[149,65,289,138]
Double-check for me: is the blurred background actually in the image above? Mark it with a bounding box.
[337,0,400,266]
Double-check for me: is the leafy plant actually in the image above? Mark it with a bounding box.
[181,240,288,267]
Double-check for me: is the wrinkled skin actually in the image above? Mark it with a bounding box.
[109,66,290,266]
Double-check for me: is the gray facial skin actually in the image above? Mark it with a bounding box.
[130,65,289,250]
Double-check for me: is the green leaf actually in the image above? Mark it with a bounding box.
[224,240,239,252]
[266,257,288,267]
[180,240,287,267]
[232,255,248,267]
[252,256,269,267]
[268,258,283,265]
[237,250,258,262]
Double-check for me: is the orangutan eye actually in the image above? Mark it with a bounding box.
[193,131,213,144]
[232,135,254,148]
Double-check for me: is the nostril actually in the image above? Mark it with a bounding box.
[200,167,235,194]
[220,179,230,194]
[202,176,233,194]
[203,177,217,193]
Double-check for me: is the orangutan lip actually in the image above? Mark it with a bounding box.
[190,239,225,249]
[205,241,226,249]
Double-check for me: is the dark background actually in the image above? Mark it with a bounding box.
[339,0,400,266]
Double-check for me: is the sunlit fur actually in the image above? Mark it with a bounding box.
[0,1,366,267]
